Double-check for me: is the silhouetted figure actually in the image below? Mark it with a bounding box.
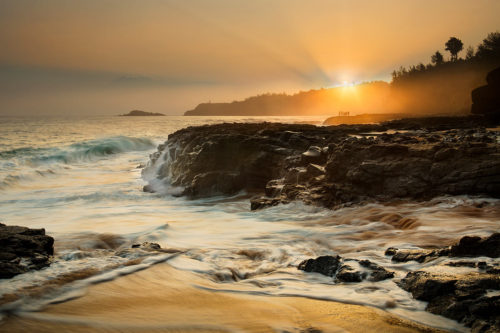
[445,37,464,61]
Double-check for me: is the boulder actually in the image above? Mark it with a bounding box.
[471,66,500,116]
[298,256,394,283]
[0,223,54,279]
[298,255,341,277]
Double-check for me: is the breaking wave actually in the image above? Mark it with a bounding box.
[0,136,155,165]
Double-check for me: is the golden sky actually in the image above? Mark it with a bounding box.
[0,0,499,115]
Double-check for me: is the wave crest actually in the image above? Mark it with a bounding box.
[0,136,155,165]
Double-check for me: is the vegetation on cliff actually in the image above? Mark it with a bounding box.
[185,32,500,117]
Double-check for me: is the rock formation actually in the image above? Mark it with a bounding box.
[0,223,54,278]
[300,234,500,332]
[471,66,500,118]
[143,116,500,210]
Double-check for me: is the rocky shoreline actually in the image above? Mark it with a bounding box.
[141,115,500,332]
[143,115,500,210]
[298,234,500,332]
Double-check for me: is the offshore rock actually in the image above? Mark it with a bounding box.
[0,223,54,279]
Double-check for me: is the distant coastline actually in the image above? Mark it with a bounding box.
[120,110,165,116]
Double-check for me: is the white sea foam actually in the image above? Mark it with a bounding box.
[0,115,498,332]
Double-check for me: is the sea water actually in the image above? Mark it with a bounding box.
[0,115,498,332]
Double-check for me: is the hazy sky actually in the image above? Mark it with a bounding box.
[1,0,499,116]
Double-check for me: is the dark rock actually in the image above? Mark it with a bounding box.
[486,67,500,86]
[359,259,395,282]
[143,118,500,209]
[298,256,394,283]
[298,255,341,277]
[120,110,165,116]
[250,196,284,210]
[389,248,441,263]
[134,242,161,251]
[386,233,498,264]
[336,264,365,282]
[450,233,500,258]
[0,223,54,279]
[471,67,500,116]
[301,146,326,165]
[399,270,500,331]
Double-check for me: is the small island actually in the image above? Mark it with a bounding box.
[120,110,165,116]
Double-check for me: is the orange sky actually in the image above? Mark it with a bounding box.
[0,0,499,115]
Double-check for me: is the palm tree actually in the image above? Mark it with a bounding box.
[445,37,464,61]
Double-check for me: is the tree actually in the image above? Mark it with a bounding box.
[445,37,464,61]
[476,32,500,60]
[431,51,444,65]
[465,46,475,60]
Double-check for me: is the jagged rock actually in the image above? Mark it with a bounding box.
[359,259,395,282]
[386,234,500,263]
[143,117,500,208]
[388,248,444,263]
[450,233,500,258]
[0,223,54,279]
[399,270,500,332]
[298,256,394,283]
[336,264,366,282]
[301,146,326,165]
[298,255,341,277]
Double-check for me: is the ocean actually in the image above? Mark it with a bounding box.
[0,115,498,332]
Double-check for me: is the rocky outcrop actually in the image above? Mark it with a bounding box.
[385,233,500,263]
[399,271,500,333]
[471,67,500,117]
[143,116,500,209]
[389,234,500,332]
[0,223,54,279]
[299,234,500,332]
[298,255,394,283]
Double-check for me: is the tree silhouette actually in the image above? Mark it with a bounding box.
[431,51,444,65]
[445,37,464,61]
[476,32,500,60]
[465,46,475,60]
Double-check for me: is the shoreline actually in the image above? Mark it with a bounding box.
[0,263,449,333]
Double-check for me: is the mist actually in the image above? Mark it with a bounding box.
[1,0,499,116]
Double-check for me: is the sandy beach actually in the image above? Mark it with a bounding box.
[0,263,447,333]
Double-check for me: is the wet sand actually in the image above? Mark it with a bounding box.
[1,263,447,333]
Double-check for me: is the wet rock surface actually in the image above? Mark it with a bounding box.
[143,116,500,209]
[399,271,500,333]
[385,233,500,263]
[300,234,500,332]
[0,223,54,279]
[298,256,394,283]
